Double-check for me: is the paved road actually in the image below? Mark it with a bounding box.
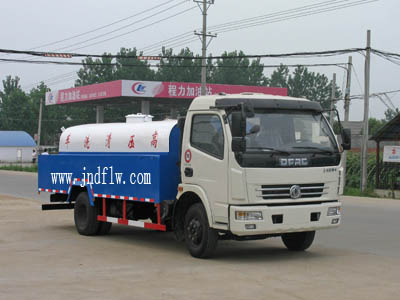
[1,170,399,258]
[0,170,399,299]
[0,170,48,201]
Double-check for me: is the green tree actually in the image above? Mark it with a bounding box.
[267,65,341,110]
[27,82,97,145]
[368,117,386,136]
[76,48,155,86]
[384,108,400,122]
[0,76,34,134]
[75,48,155,124]
[114,47,155,81]
[209,50,266,85]
[267,64,289,88]
[156,47,202,83]
[75,55,115,86]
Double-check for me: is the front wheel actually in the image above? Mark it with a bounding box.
[184,203,218,258]
[281,231,315,251]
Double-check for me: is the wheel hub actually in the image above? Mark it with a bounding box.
[187,218,203,245]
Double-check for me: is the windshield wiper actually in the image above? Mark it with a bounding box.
[247,147,290,155]
[292,146,335,155]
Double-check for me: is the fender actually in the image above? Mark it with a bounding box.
[176,183,214,226]
[67,178,95,206]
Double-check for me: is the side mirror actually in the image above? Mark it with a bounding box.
[248,124,260,135]
[232,137,246,152]
[341,128,351,150]
[231,111,246,137]
[244,103,255,118]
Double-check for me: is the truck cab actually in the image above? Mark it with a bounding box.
[175,93,350,257]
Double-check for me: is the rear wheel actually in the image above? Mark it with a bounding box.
[74,192,99,235]
[184,203,218,258]
[281,231,315,251]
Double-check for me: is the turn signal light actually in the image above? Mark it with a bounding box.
[235,211,263,220]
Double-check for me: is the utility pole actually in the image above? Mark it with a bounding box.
[194,0,216,96]
[361,30,371,192]
[344,56,352,123]
[342,56,352,186]
[37,98,43,152]
[329,73,336,125]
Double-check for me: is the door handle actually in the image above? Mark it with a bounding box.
[184,167,193,177]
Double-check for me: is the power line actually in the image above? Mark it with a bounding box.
[1,1,196,72]
[209,0,342,31]
[351,66,364,95]
[0,0,182,65]
[372,49,400,67]
[20,0,180,52]
[70,7,197,53]
[54,0,192,52]
[212,0,378,35]
[1,0,377,61]
[23,72,78,90]
[142,0,378,55]
[23,71,76,86]
[334,89,400,102]
[372,49,400,59]
[0,47,365,60]
[145,37,199,56]
[0,57,349,69]
[139,31,193,53]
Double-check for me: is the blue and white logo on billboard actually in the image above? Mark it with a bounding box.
[132,82,146,95]
[121,80,164,98]
[45,91,57,105]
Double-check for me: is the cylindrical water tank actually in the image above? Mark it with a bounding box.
[59,119,177,153]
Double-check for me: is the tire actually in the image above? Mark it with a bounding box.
[281,231,315,251]
[97,221,112,235]
[184,203,218,258]
[74,192,99,235]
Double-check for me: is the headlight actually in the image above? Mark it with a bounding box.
[235,211,263,220]
[327,206,341,216]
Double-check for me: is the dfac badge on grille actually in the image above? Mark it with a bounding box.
[289,185,301,199]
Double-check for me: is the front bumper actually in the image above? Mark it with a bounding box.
[229,201,341,236]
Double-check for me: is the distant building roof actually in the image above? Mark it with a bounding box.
[0,131,36,147]
[370,113,400,141]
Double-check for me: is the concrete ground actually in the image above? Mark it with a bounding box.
[0,170,399,299]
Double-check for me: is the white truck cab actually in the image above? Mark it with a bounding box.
[175,93,350,258]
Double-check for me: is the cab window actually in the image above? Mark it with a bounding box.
[190,114,224,159]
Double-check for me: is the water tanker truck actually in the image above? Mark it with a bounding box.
[38,93,351,258]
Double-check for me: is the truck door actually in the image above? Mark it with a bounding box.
[182,112,228,224]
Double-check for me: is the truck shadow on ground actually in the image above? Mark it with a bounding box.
[52,223,327,263]
[215,241,325,263]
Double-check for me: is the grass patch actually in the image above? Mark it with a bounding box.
[343,186,378,198]
[0,164,38,172]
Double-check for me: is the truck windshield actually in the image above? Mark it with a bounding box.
[245,110,338,154]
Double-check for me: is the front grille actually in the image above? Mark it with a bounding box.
[257,183,327,200]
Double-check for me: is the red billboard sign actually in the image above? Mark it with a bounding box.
[46,80,287,105]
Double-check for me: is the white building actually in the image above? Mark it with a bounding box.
[0,131,36,163]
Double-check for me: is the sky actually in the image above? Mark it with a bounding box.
[0,0,399,121]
